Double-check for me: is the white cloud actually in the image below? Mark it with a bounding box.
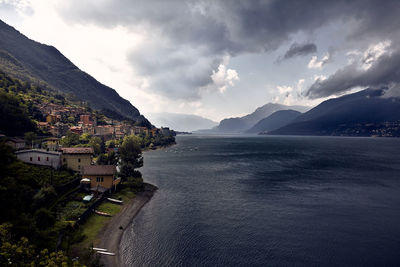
[345,41,392,70]
[307,53,330,69]
[0,0,33,15]
[211,62,239,93]
[273,78,328,107]
[313,75,327,82]
[361,40,391,70]
[277,85,293,94]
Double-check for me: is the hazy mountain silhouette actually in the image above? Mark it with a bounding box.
[214,103,308,133]
[246,110,301,134]
[146,112,218,132]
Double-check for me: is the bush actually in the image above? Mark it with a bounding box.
[127,176,143,189]
[35,208,55,230]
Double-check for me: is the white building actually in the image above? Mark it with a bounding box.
[16,149,61,169]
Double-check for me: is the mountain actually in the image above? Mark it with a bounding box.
[0,20,150,126]
[214,103,309,133]
[269,88,400,136]
[146,112,218,132]
[246,110,301,134]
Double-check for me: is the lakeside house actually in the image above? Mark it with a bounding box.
[15,149,61,169]
[81,165,120,192]
[61,147,93,172]
[6,137,25,150]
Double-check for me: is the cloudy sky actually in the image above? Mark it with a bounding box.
[1,0,399,121]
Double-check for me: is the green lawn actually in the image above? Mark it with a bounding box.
[112,187,136,203]
[78,212,111,247]
[73,187,136,248]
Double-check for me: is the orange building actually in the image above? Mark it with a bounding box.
[80,114,94,125]
[81,165,120,192]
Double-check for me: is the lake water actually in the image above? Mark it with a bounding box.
[120,135,400,266]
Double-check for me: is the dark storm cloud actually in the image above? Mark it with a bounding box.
[306,51,400,99]
[58,0,400,52]
[56,0,400,99]
[283,43,317,60]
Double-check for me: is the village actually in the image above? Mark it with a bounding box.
[3,101,174,192]
[0,96,176,263]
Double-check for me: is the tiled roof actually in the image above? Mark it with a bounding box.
[61,147,94,154]
[81,165,116,175]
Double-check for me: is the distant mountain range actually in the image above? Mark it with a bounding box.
[0,20,150,126]
[246,110,301,134]
[145,112,218,132]
[212,103,309,133]
[269,88,400,136]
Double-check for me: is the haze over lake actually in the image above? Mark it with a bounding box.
[121,135,400,266]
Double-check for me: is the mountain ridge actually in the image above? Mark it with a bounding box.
[269,88,400,136]
[246,109,302,134]
[214,103,309,133]
[0,19,150,126]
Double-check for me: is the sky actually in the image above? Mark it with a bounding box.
[1,0,399,121]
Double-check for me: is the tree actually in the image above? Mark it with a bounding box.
[34,208,55,230]
[105,139,116,148]
[67,116,75,123]
[79,133,91,144]
[0,92,36,136]
[60,132,80,147]
[119,135,143,169]
[97,151,118,165]
[0,223,82,266]
[24,132,37,148]
[119,135,143,179]
[89,136,103,155]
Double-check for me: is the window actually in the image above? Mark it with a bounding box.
[96,177,104,182]
[78,165,80,169]
[78,158,81,163]
[63,158,66,162]
[46,157,49,161]
[38,157,40,161]
[30,157,32,161]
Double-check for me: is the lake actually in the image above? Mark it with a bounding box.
[121,135,400,266]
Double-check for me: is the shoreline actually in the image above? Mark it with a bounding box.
[97,183,158,267]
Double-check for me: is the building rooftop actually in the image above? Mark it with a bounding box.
[7,137,25,143]
[15,149,61,156]
[61,147,94,154]
[81,165,116,176]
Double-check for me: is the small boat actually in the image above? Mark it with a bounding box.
[94,210,112,217]
[92,248,108,252]
[83,194,94,202]
[107,197,123,204]
[97,251,115,256]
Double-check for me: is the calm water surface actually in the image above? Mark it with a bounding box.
[121,135,400,266]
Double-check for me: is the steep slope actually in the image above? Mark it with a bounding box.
[146,112,218,132]
[246,110,301,134]
[269,88,400,136]
[0,20,150,126]
[215,103,308,133]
